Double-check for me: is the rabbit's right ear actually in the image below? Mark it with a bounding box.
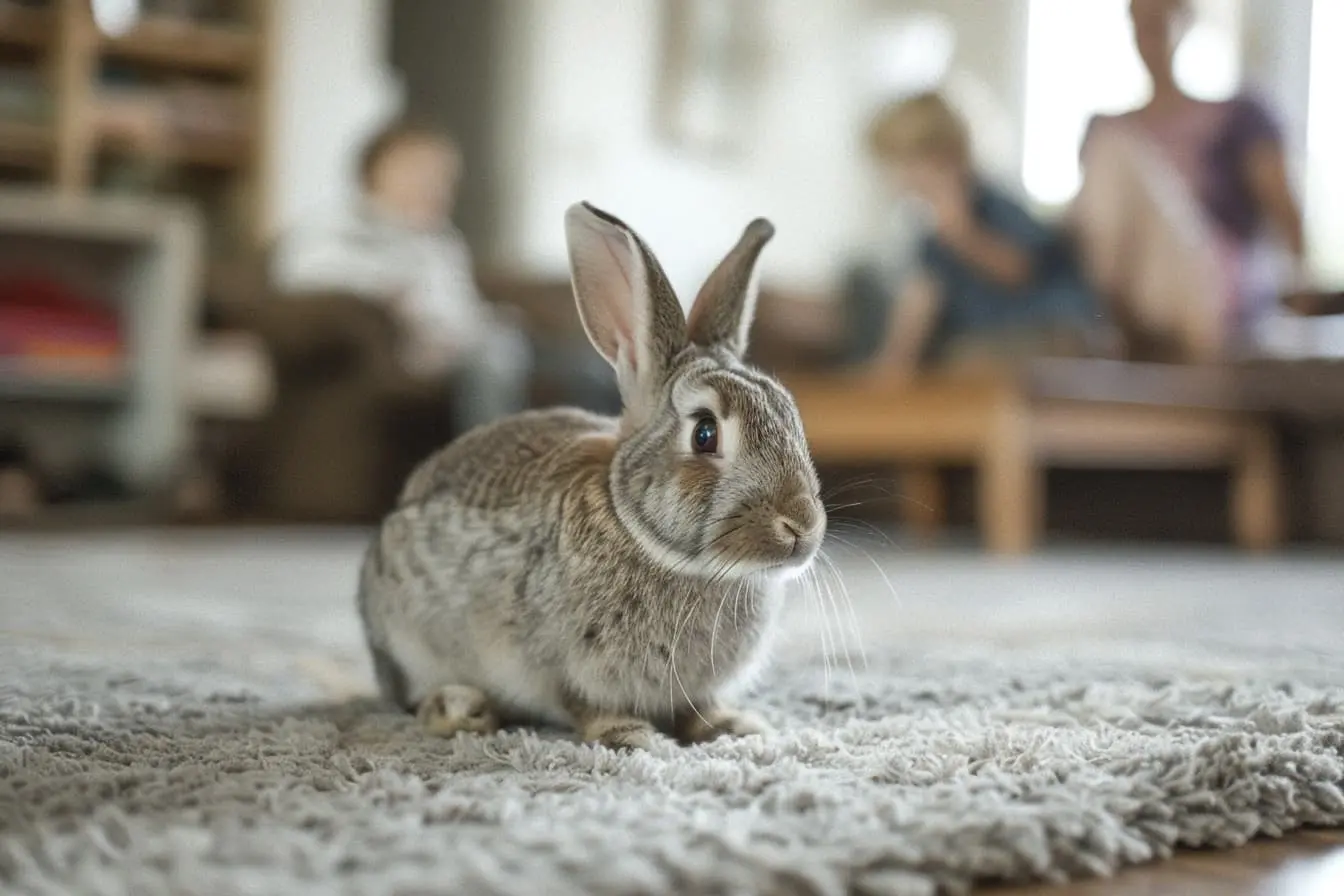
[565,202,687,410]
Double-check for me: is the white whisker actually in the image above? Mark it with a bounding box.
[667,551,741,732]
[827,531,903,614]
[707,577,735,678]
[805,564,834,705]
[820,547,868,674]
[666,591,701,723]
[828,516,902,552]
[816,551,858,691]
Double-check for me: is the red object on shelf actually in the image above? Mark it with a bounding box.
[0,273,125,378]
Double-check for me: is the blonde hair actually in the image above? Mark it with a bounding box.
[865,92,970,166]
[358,121,460,188]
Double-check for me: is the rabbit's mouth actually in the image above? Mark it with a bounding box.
[695,534,820,582]
[740,529,825,579]
[773,537,823,579]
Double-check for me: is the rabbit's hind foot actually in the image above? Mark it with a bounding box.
[580,715,659,751]
[675,705,774,744]
[416,684,500,737]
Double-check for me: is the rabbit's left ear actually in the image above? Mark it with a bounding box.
[687,218,775,358]
[565,202,687,410]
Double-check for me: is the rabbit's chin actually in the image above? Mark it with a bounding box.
[725,546,821,583]
[774,551,822,582]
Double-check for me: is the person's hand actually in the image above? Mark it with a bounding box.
[1279,262,1327,315]
[925,170,974,242]
[1282,290,1321,315]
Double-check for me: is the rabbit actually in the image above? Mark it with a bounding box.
[357,201,826,750]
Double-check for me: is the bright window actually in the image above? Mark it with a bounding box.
[1306,0,1344,283]
[1020,0,1242,206]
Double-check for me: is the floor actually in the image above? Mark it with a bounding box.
[3,528,1342,894]
[1001,830,1344,894]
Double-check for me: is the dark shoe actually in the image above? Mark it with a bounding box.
[1283,290,1344,317]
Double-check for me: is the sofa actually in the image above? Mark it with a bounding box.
[200,261,619,522]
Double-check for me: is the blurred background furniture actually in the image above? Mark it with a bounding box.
[1238,357,1344,544]
[197,267,598,522]
[0,0,271,264]
[205,278,449,522]
[0,0,1337,552]
[787,360,1285,555]
[0,187,202,499]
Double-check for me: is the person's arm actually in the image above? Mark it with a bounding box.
[929,177,1039,290]
[1244,140,1306,261]
[1237,110,1342,314]
[407,230,495,359]
[871,274,943,378]
[1231,96,1320,310]
[938,222,1035,289]
[1228,98,1303,261]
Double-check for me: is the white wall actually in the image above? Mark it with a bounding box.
[490,0,1030,296]
[1305,0,1344,283]
[265,0,401,238]
[489,0,887,299]
[492,0,881,297]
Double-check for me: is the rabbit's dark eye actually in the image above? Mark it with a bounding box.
[692,416,719,454]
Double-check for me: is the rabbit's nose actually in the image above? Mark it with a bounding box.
[774,516,805,542]
[773,513,824,557]
[773,494,825,547]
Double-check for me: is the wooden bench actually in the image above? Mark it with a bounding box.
[785,359,1285,554]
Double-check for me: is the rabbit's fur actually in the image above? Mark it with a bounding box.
[358,202,825,750]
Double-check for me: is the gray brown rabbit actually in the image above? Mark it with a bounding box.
[357,202,825,750]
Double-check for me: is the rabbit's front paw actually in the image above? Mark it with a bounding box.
[581,715,659,752]
[417,684,499,737]
[676,706,774,744]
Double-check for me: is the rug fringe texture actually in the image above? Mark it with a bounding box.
[2,638,1343,895]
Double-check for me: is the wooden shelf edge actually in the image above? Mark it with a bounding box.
[0,4,53,50]
[0,370,129,403]
[98,131,251,169]
[100,18,256,75]
[0,119,53,168]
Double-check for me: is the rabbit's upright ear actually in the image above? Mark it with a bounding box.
[687,218,775,359]
[565,202,687,407]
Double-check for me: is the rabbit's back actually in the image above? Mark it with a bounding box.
[399,407,618,510]
[358,407,618,715]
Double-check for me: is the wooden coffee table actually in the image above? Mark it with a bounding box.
[786,360,1284,555]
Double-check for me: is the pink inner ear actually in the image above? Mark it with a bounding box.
[595,229,640,371]
[617,326,638,375]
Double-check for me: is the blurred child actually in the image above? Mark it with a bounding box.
[857,92,1107,376]
[271,122,532,432]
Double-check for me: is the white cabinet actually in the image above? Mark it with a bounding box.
[0,189,203,495]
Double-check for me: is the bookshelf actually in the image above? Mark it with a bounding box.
[0,0,259,513]
[0,0,272,254]
[0,188,203,499]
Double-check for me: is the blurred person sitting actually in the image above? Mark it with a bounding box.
[271,122,531,433]
[850,92,1107,378]
[1069,0,1329,360]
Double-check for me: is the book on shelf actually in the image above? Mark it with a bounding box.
[0,272,125,383]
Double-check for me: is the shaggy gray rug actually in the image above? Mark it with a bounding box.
[3,630,1344,896]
